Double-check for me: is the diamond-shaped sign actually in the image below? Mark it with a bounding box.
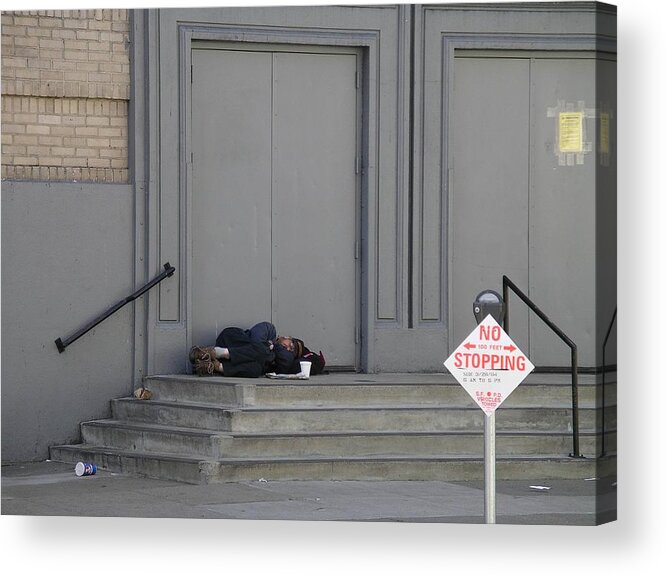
[444,315,534,416]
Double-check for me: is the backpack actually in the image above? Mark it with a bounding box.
[292,338,326,375]
[301,349,326,375]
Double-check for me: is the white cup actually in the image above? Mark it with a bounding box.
[300,361,312,378]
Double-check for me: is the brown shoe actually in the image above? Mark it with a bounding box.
[189,346,216,364]
[193,358,222,376]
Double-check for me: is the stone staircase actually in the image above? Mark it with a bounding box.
[49,372,616,484]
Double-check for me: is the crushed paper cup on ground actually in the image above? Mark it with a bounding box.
[133,387,152,400]
[529,485,551,491]
[75,462,97,477]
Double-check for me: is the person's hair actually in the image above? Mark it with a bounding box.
[277,335,304,357]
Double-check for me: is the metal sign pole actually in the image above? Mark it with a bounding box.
[444,290,533,527]
[484,412,496,524]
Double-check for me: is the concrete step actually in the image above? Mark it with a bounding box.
[81,418,616,459]
[50,444,210,484]
[49,443,616,484]
[81,420,228,459]
[111,397,616,434]
[143,373,616,409]
[50,372,616,484]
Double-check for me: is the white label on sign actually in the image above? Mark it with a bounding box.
[444,315,534,416]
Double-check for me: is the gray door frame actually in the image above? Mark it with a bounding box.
[130,9,385,379]
[407,3,616,373]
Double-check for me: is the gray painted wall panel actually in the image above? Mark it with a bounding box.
[157,34,183,323]
[1,183,135,461]
[419,23,443,324]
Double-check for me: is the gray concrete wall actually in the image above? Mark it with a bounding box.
[1,181,135,461]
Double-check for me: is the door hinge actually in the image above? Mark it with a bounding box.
[355,327,361,344]
[355,156,361,174]
[356,71,361,89]
[354,240,360,260]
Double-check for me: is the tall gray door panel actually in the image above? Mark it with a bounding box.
[192,50,273,345]
[529,58,597,367]
[191,47,359,368]
[272,52,358,366]
[450,57,530,353]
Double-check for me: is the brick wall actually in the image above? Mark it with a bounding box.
[1,9,130,182]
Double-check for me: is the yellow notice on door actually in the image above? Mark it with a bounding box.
[559,112,583,153]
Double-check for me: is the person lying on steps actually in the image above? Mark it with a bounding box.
[189,321,325,378]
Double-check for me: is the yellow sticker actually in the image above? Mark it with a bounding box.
[559,112,583,153]
[600,112,610,154]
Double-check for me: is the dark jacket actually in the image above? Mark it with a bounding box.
[245,321,300,374]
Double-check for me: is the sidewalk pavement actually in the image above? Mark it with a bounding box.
[1,460,616,525]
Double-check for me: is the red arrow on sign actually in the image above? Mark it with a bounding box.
[504,344,516,352]
[464,342,476,350]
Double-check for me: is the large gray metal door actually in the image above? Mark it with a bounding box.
[451,54,602,367]
[191,47,360,368]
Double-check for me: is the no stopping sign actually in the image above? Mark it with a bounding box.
[444,315,535,415]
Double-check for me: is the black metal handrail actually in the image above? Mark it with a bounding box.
[502,275,583,458]
[601,307,617,457]
[55,262,176,353]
